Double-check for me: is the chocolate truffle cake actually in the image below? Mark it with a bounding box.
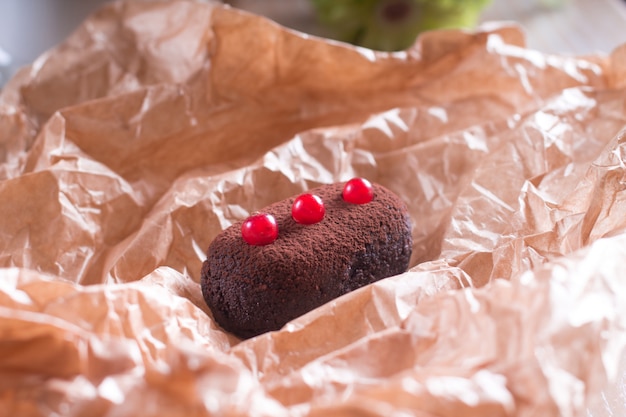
[201,179,412,339]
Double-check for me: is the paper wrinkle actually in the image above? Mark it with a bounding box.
[1,1,626,416]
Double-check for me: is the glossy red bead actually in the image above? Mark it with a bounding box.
[342,177,374,204]
[292,193,325,224]
[241,213,278,245]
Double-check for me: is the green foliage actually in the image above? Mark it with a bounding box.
[310,0,492,51]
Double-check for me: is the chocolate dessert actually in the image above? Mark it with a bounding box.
[201,179,413,339]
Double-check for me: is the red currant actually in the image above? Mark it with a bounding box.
[241,213,278,245]
[342,177,374,204]
[292,194,325,224]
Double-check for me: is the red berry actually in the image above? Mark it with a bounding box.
[241,213,278,245]
[342,178,374,204]
[292,194,325,224]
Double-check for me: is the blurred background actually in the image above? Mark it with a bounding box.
[1,0,626,87]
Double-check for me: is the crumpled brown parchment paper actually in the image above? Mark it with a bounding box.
[1,1,625,416]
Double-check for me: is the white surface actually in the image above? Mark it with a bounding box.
[0,0,111,86]
[229,0,626,55]
[480,0,626,55]
[1,0,626,86]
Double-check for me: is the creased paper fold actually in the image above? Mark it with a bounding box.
[0,1,625,416]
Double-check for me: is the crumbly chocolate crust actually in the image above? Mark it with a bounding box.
[201,182,412,339]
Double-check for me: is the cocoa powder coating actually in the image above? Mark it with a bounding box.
[201,182,412,339]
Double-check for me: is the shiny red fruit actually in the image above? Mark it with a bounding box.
[342,178,374,204]
[292,194,325,224]
[241,213,278,245]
